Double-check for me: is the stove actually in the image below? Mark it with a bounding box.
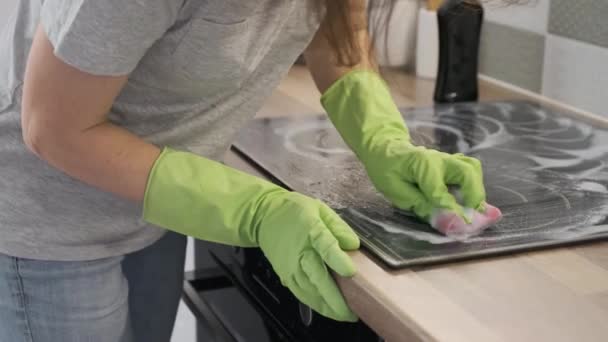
[232,101,608,268]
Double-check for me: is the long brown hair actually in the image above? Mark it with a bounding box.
[315,0,369,67]
[318,0,528,67]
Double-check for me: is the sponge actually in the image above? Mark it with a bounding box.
[429,203,503,240]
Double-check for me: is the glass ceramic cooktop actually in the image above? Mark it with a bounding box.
[233,101,608,268]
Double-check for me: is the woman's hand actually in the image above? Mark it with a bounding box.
[321,70,498,236]
[144,148,360,322]
[363,140,486,221]
[255,191,360,322]
[362,138,504,238]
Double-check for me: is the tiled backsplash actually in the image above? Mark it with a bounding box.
[479,22,545,93]
[549,0,608,49]
[484,0,550,35]
[480,0,608,116]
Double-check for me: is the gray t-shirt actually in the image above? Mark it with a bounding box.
[0,0,319,260]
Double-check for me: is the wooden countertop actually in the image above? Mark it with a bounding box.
[224,66,608,342]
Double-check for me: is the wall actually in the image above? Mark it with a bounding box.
[0,2,17,28]
[479,0,608,116]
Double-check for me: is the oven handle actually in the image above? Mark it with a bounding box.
[209,251,299,341]
[183,267,238,342]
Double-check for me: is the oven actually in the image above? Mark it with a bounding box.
[183,241,383,342]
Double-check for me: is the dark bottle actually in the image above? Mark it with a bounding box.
[434,0,484,103]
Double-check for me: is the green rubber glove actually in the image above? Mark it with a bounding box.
[143,148,360,322]
[321,70,486,221]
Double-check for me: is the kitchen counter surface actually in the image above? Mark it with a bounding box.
[224,65,608,342]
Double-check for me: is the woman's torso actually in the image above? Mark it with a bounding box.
[0,0,319,261]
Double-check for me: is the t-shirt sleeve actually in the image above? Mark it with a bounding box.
[40,0,181,76]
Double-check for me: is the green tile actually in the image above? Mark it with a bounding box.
[479,22,545,92]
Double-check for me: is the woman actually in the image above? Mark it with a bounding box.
[0,0,488,341]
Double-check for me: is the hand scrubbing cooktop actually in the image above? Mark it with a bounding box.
[430,203,503,240]
[321,70,502,240]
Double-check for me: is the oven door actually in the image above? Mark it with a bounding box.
[184,241,382,342]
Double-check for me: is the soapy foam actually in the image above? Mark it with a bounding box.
[347,203,608,246]
[277,121,351,162]
[576,181,608,194]
[268,102,608,255]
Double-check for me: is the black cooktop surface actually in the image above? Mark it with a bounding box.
[234,101,608,268]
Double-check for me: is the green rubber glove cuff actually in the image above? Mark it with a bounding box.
[143,147,279,247]
[321,69,411,162]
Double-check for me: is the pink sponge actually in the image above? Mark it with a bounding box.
[429,203,502,240]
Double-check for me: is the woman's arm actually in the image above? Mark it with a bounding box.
[22,25,360,322]
[22,25,160,202]
[303,0,374,93]
[304,3,494,236]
